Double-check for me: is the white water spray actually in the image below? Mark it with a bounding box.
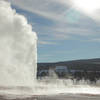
[0,0,37,87]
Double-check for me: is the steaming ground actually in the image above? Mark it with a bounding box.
[1,79,100,97]
[35,79,100,95]
[1,81,100,100]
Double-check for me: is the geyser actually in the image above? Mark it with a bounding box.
[1,0,100,97]
[0,0,37,87]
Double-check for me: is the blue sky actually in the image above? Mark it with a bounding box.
[9,0,100,62]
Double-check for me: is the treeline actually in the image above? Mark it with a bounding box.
[37,58,100,83]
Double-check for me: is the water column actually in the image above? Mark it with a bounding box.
[0,0,37,87]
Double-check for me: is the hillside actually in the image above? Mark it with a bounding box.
[37,58,100,71]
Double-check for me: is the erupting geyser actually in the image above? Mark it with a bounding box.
[1,0,100,97]
[0,0,37,87]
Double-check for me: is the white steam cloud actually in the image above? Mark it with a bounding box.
[0,0,37,87]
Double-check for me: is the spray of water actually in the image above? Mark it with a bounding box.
[0,0,37,88]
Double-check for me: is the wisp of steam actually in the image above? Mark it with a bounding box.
[0,0,100,98]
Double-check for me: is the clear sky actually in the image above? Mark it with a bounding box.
[9,0,100,63]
